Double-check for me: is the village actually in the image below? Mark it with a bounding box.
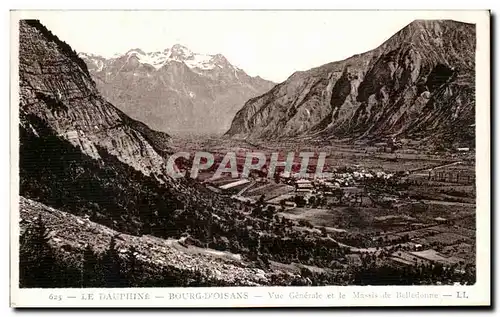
[203,167,396,209]
[199,152,475,276]
[165,134,476,282]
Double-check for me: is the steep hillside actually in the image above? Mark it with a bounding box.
[80,46,275,135]
[19,19,171,178]
[18,21,348,281]
[20,197,296,286]
[225,20,475,148]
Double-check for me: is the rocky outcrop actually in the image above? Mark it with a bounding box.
[19,196,299,286]
[19,20,171,177]
[225,20,475,148]
[80,46,275,136]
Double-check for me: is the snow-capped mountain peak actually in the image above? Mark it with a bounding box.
[126,48,146,55]
[79,43,275,135]
[170,44,193,60]
[78,52,106,71]
[125,49,168,70]
[82,44,240,72]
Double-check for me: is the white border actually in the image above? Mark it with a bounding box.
[8,9,491,308]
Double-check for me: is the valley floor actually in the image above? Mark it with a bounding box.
[19,137,476,287]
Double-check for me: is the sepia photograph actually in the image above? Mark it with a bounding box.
[9,9,490,307]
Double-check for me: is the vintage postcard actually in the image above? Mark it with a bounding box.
[10,10,490,307]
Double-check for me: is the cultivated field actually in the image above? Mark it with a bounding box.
[171,136,477,280]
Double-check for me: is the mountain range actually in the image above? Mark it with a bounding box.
[79,45,275,135]
[16,18,478,288]
[17,20,307,286]
[225,20,476,148]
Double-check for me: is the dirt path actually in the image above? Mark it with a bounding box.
[410,161,463,173]
[421,199,475,207]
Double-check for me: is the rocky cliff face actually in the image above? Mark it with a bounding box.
[80,46,275,136]
[225,20,476,147]
[19,20,170,177]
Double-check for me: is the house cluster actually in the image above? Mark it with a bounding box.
[283,170,394,188]
[204,167,397,210]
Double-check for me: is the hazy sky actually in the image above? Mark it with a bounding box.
[16,11,477,82]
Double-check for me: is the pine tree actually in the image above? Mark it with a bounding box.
[101,236,127,287]
[125,245,140,287]
[19,215,56,287]
[81,244,103,287]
